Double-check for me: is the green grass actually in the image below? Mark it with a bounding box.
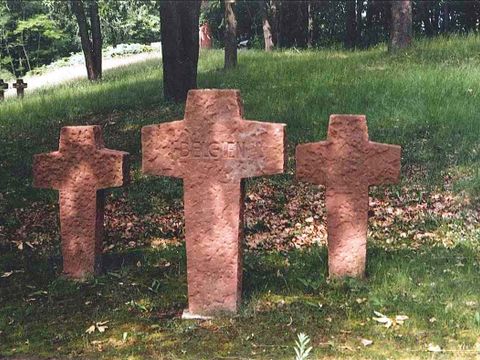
[1,35,480,359]
[1,34,480,210]
[1,245,480,359]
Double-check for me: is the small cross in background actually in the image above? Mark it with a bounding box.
[0,79,8,101]
[13,79,28,98]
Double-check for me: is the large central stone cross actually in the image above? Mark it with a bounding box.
[33,126,129,279]
[142,89,285,316]
[296,115,401,278]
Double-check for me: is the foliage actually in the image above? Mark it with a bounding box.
[294,333,313,360]
[98,0,160,46]
[0,0,160,77]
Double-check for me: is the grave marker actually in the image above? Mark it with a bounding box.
[13,79,27,98]
[142,89,285,316]
[33,126,129,279]
[296,115,401,278]
[0,80,8,101]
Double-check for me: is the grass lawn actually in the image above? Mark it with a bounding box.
[0,35,479,359]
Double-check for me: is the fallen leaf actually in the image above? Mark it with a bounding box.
[360,338,373,347]
[395,315,409,324]
[372,311,392,328]
[427,343,442,353]
[85,325,96,334]
[1,271,14,278]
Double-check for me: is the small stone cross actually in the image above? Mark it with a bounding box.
[142,89,285,316]
[0,79,8,101]
[296,115,401,278]
[33,126,129,279]
[13,79,27,98]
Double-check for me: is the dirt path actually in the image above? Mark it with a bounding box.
[4,51,161,98]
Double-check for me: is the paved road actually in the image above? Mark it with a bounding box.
[4,51,161,98]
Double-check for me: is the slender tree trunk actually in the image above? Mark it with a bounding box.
[442,1,450,33]
[224,0,237,69]
[159,0,201,102]
[345,0,357,48]
[307,0,314,48]
[382,1,392,35]
[261,1,274,51]
[295,1,308,47]
[70,0,102,80]
[271,0,280,47]
[465,0,477,32]
[90,1,102,78]
[356,0,363,45]
[21,42,31,72]
[389,0,412,53]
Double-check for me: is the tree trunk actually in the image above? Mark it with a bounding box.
[90,1,102,78]
[224,0,237,69]
[261,1,274,51]
[270,0,280,47]
[345,0,357,48]
[389,0,412,53]
[70,0,102,81]
[307,0,314,48]
[464,0,478,32]
[159,0,201,102]
[442,1,450,33]
[356,0,363,45]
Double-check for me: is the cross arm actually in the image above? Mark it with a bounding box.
[366,142,401,186]
[33,151,65,190]
[237,120,285,179]
[295,141,329,185]
[142,121,187,179]
[94,149,129,189]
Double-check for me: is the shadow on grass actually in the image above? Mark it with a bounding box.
[1,244,479,358]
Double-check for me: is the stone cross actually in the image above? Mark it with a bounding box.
[0,80,8,101]
[13,79,27,98]
[296,115,401,278]
[33,126,129,279]
[142,89,285,317]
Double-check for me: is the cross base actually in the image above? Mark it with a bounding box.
[181,309,214,320]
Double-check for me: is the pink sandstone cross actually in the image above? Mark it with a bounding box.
[33,126,129,279]
[142,89,285,316]
[0,79,8,101]
[296,115,401,278]
[13,79,27,98]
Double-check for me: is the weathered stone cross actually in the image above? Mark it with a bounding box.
[296,115,401,278]
[142,89,285,316]
[33,126,129,279]
[13,79,27,98]
[0,79,8,101]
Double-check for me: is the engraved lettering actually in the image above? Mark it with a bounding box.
[179,141,190,157]
[208,142,221,158]
[237,141,247,158]
[227,142,236,158]
[177,140,248,159]
[192,141,202,158]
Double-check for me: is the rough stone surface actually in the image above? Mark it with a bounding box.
[0,79,8,101]
[13,79,27,98]
[296,115,401,278]
[142,89,285,316]
[33,126,129,279]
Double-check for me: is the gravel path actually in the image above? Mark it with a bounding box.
[4,51,161,98]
